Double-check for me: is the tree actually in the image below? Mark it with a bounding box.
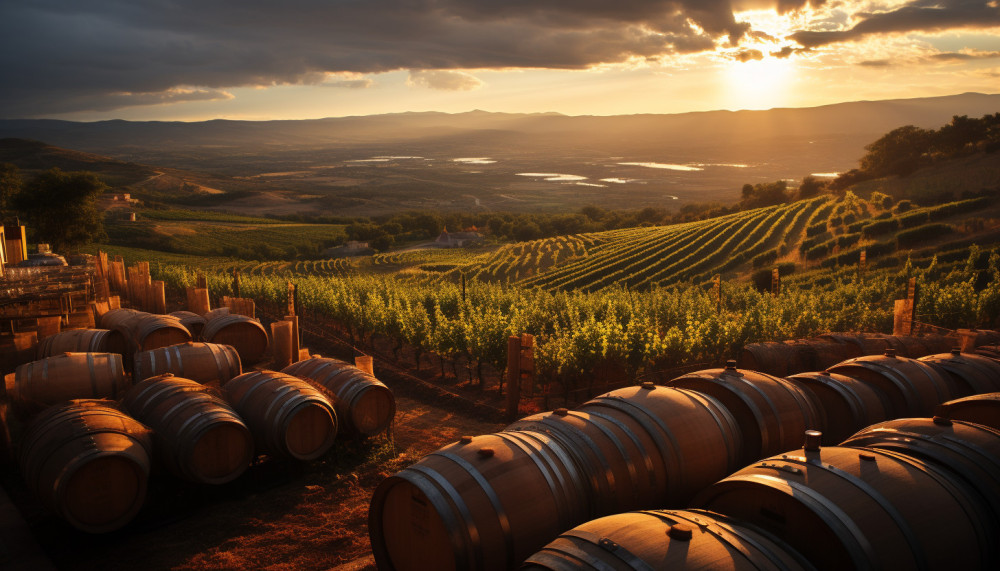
[796,175,824,200]
[740,180,788,209]
[0,163,20,219]
[859,125,932,177]
[12,168,108,251]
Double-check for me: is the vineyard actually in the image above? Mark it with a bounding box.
[91,190,1000,395]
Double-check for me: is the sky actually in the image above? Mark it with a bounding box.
[1,1,998,121]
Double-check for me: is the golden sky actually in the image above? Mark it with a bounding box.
[1,1,998,120]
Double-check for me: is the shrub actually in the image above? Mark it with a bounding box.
[898,211,930,229]
[806,243,831,260]
[752,248,779,268]
[806,222,828,237]
[862,218,899,238]
[897,223,954,248]
[837,233,861,249]
[895,200,913,213]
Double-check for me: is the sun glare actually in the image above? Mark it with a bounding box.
[717,9,802,110]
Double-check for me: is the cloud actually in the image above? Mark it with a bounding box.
[0,1,995,116]
[790,1,1000,48]
[859,59,894,67]
[927,50,1000,62]
[408,70,484,91]
[0,0,752,115]
[733,49,766,62]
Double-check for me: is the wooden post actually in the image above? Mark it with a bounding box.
[196,275,208,290]
[859,249,867,281]
[270,320,295,370]
[284,314,300,360]
[186,287,211,315]
[957,329,978,353]
[461,273,467,305]
[151,280,166,315]
[232,270,241,298]
[771,268,780,296]
[506,335,521,421]
[355,355,374,375]
[893,298,914,336]
[519,333,534,397]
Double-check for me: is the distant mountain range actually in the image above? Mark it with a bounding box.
[2,93,998,157]
[2,93,997,216]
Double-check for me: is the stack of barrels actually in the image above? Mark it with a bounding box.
[1,303,396,534]
[369,347,1000,571]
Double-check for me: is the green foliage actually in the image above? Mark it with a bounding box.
[897,223,954,249]
[898,211,930,229]
[861,218,900,238]
[13,168,107,251]
[869,191,893,210]
[806,221,828,237]
[751,248,779,269]
[740,180,790,209]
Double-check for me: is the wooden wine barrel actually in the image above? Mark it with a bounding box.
[667,363,822,465]
[737,342,811,377]
[784,371,888,444]
[506,385,739,515]
[369,430,589,571]
[826,349,957,417]
[693,443,996,571]
[221,370,337,460]
[133,342,242,386]
[169,311,207,340]
[282,357,395,436]
[121,375,253,484]
[841,417,1000,520]
[202,314,268,367]
[36,329,111,358]
[522,509,814,571]
[124,314,191,353]
[102,309,150,356]
[19,400,152,533]
[936,392,1000,430]
[918,350,1000,396]
[99,308,148,330]
[5,352,129,408]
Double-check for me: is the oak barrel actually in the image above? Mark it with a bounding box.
[522,509,813,571]
[784,371,888,444]
[221,370,337,460]
[936,392,1000,430]
[169,311,207,340]
[121,375,253,484]
[36,329,111,358]
[369,430,588,571]
[826,349,956,417]
[99,308,148,330]
[693,444,996,570]
[506,385,740,515]
[6,352,129,408]
[282,357,395,436]
[667,363,821,465]
[918,350,1000,395]
[202,314,268,366]
[133,342,242,385]
[19,400,152,533]
[841,417,1000,521]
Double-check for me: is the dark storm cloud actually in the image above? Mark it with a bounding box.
[0,1,993,116]
[0,0,757,116]
[791,0,1000,48]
